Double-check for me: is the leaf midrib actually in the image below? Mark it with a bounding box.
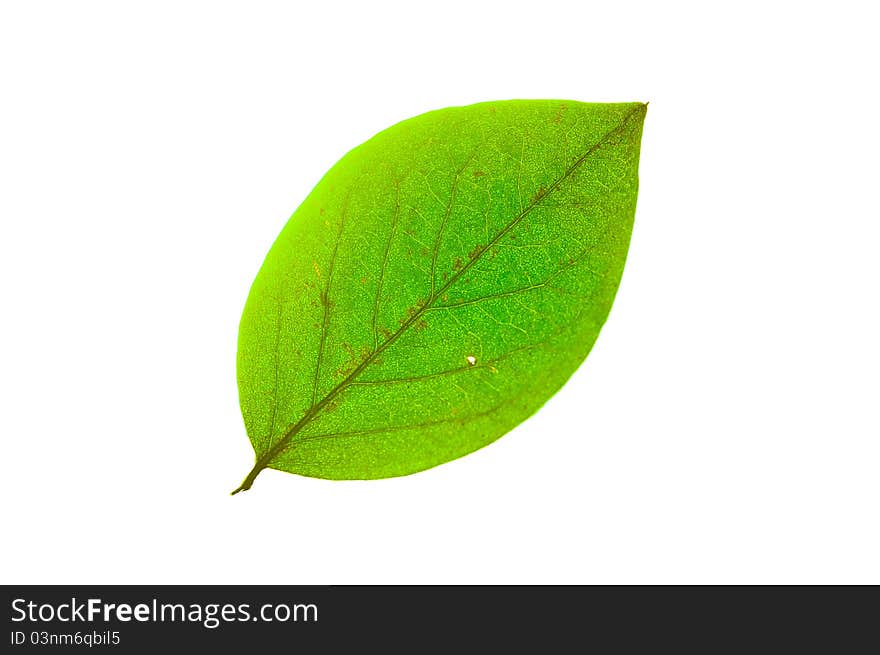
[236,103,644,490]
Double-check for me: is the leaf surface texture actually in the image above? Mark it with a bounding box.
[235,100,646,490]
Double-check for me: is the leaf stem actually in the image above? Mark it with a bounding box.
[230,461,265,495]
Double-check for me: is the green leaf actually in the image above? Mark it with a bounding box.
[233,99,646,492]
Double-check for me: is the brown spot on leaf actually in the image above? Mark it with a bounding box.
[551,103,568,124]
[399,303,423,326]
[468,245,482,260]
[531,186,547,203]
[416,319,429,331]
[452,257,464,271]
[335,364,355,378]
[473,170,486,179]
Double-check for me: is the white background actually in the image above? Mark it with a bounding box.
[1,1,878,584]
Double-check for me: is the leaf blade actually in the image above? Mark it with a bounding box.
[235,100,646,489]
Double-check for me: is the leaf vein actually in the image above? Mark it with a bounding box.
[263,298,284,451]
[311,196,349,405]
[430,147,480,295]
[371,181,401,350]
